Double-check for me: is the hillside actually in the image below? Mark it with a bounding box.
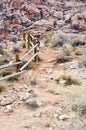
[0,0,86,130]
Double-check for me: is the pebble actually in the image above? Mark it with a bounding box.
[26,100,43,109]
[49,127,53,130]
[46,68,52,74]
[4,105,13,113]
[33,112,41,117]
[18,92,30,101]
[53,113,58,118]
[30,77,37,85]
[59,114,69,120]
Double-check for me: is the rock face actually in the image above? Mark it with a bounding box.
[0,0,86,41]
[72,13,86,30]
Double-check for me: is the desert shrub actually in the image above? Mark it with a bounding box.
[57,69,80,86]
[57,31,70,43]
[10,46,21,53]
[41,32,53,45]
[62,75,80,86]
[0,67,13,77]
[51,35,64,48]
[0,43,6,49]
[44,31,70,48]
[7,76,19,82]
[10,43,23,53]
[72,104,86,115]
[55,55,71,64]
[79,58,86,68]
[72,37,85,47]
[0,81,11,92]
[17,39,26,48]
[26,100,39,109]
[0,67,20,82]
[0,55,10,65]
[63,44,74,56]
[0,47,8,55]
[74,47,83,55]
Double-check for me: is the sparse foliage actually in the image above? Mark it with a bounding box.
[72,37,85,47]
[62,75,80,86]
[63,44,74,56]
[74,47,83,55]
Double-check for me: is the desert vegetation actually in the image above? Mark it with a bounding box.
[0,0,86,130]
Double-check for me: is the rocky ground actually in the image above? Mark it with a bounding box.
[0,0,86,130]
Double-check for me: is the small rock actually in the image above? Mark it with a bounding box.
[30,77,37,85]
[33,112,41,117]
[49,127,53,130]
[0,97,14,106]
[18,92,30,101]
[53,113,58,118]
[46,68,52,74]
[45,123,51,127]
[69,61,79,69]
[59,79,66,85]
[59,114,69,120]
[26,100,43,109]
[4,105,13,113]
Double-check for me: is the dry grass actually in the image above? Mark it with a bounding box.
[0,67,13,77]
[72,37,85,47]
[0,48,10,65]
[50,35,64,47]
[57,69,80,86]
[62,75,80,86]
[44,31,70,48]
[0,67,19,82]
[65,81,86,116]
[74,47,83,55]
[0,81,11,93]
[17,40,26,48]
[63,44,74,56]
[10,43,23,53]
[55,55,71,64]
[0,55,10,65]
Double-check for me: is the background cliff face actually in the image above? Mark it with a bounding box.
[0,0,86,42]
